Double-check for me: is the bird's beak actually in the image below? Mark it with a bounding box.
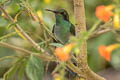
[45,9,57,13]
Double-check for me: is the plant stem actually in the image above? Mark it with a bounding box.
[0,41,55,61]
[73,0,106,80]
[89,28,111,38]
[88,19,102,37]
[0,56,17,62]
[74,0,87,73]
[0,5,40,51]
[0,32,16,40]
[0,41,83,77]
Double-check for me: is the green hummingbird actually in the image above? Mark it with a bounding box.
[46,9,75,44]
[46,9,77,76]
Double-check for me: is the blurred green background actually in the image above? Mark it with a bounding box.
[0,0,119,78]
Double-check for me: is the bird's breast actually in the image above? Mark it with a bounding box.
[54,25,71,44]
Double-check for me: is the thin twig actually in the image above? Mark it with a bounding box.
[0,32,16,40]
[0,5,40,51]
[87,20,102,37]
[0,41,87,79]
[89,20,113,38]
[0,41,56,61]
[0,56,17,62]
[66,61,85,79]
[20,1,57,41]
[90,28,111,38]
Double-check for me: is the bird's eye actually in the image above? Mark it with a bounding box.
[61,12,65,15]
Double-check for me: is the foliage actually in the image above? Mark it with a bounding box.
[0,0,120,80]
[26,55,44,80]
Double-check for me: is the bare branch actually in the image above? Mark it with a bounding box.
[89,28,111,38]
[73,0,106,80]
[0,42,55,61]
[0,41,87,78]
[0,5,40,51]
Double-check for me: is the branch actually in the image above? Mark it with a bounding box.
[74,0,87,72]
[20,1,57,41]
[0,42,55,61]
[0,41,87,78]
[89,28,111,38]
[0,5,40,51]
[0,5,85,76]
[73,0,105,80]
[0,32,16,40]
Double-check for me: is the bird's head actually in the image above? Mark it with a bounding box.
[46,9,69,21]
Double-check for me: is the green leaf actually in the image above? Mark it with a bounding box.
[3,57,24,80]
[88,32,117,72]
[111,48,120,70]
[26,55,44,80]
[7,23,17,30]
[17,58,28,80]
[6,64,19,80]
[0,0,8,4]
[4,61,19,80]
[0,16,8,27]
[49,43,63,47]
[12,0,21,3]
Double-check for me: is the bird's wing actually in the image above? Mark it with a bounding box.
[52,24,55,33]
[70,23,75,35]
[52,24,58,43]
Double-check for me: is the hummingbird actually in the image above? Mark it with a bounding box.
[46,9,75,44]
[46,9,77,77]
